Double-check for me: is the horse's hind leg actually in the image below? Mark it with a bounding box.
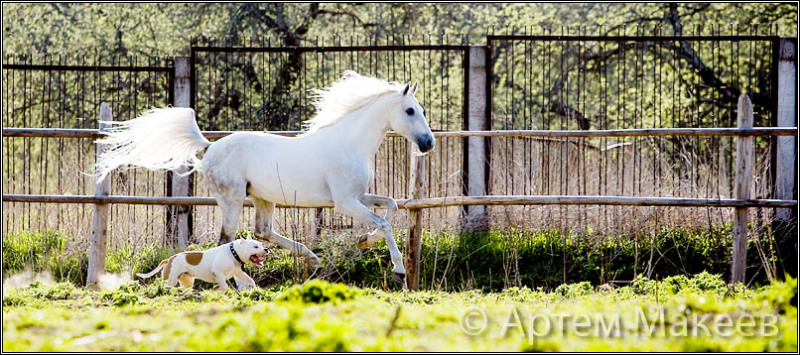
[208,178,246,245]
[252,196,321,268]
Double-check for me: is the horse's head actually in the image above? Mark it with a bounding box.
[389,82,435,153]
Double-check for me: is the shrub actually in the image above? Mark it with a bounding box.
[100,290,139,306]
[554,281,593,297]
[143,279,174,298]
[2,230,66,274]
[277,280,361,304]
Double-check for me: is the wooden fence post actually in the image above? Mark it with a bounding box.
[776,39,797,224]
[731,94,753,284]
[464,45,489,231]
[166,57,192,250]
[406,147,426,290]
[87,102,113,289]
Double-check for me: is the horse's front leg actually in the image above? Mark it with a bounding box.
[334,196,406,288]
[357,194,398,249]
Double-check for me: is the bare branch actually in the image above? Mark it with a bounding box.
[316,8,378,27]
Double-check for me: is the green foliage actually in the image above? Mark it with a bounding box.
[2,230,68,274]
[2,4,796,58]
[105,244,176,279]
[2,231,191,287]
[240,287,274,302]
[34,282,77,301]
[3,227,795,292]
[1,273,796,351]
[142,279,174,298]
[100,290,139,307]
[277,280,362,304]
[186,241,218,252]
[630,272,730,296]
[554,281,593,297]
[100,283,141,306]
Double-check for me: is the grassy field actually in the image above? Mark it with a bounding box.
[3,224,796,291]
[3,274,796,352]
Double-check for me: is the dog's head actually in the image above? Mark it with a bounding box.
[233,238,268,267]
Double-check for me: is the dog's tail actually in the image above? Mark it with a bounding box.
[136,259,169,279]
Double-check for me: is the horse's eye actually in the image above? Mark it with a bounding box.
[406,108,414,116]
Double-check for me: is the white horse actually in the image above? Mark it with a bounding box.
[95,71,435,286]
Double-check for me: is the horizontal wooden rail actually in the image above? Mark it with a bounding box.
[3,127,797,139]
[399,195,797,209]
[432,128,799,138]
[3,194,796,208]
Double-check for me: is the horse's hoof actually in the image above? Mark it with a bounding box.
[392,272,407,288]
[357,235,370,250]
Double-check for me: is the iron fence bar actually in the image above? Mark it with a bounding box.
[191,45,472,53]
[488,35,789,42]
[1,64,173,72]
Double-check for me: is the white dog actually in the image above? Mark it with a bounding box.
[137,238,268,291]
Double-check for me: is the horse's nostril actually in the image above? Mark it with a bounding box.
[424,138,434,151]
[417,136,434,153]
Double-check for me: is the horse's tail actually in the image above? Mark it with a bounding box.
[135,258,169,279]
[94,107,210,179]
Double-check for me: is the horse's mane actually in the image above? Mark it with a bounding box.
[301,71,402,134]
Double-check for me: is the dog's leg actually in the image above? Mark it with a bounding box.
[166,272,180,287]
[212,271,229,292]
[177,273,194,288]
[162,257,181,287]
[233,271,256,291]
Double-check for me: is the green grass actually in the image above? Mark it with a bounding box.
[2,274,797,351]
[3,224,796,290]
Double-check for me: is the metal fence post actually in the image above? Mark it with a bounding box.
[464,45,489,231]
[406,146,426,290]
[731,94,753,284]
[776,39,797,224]
[87,102,113,289]
[166,57,192,250]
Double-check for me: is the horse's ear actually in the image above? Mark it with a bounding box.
[246,233,252,240]
[410,82,418,95]
[401,82,411,96]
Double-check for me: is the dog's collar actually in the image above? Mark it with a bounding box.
[229,242,245,267]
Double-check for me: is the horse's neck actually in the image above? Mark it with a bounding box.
[312,98,391,159]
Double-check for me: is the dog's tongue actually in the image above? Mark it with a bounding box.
[250,255,264,267]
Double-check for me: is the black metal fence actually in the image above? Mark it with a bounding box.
[2,55,174,247]
[486,28,787,233]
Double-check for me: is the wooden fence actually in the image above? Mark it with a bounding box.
[3,112,796,288]
[2,36,798,290]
